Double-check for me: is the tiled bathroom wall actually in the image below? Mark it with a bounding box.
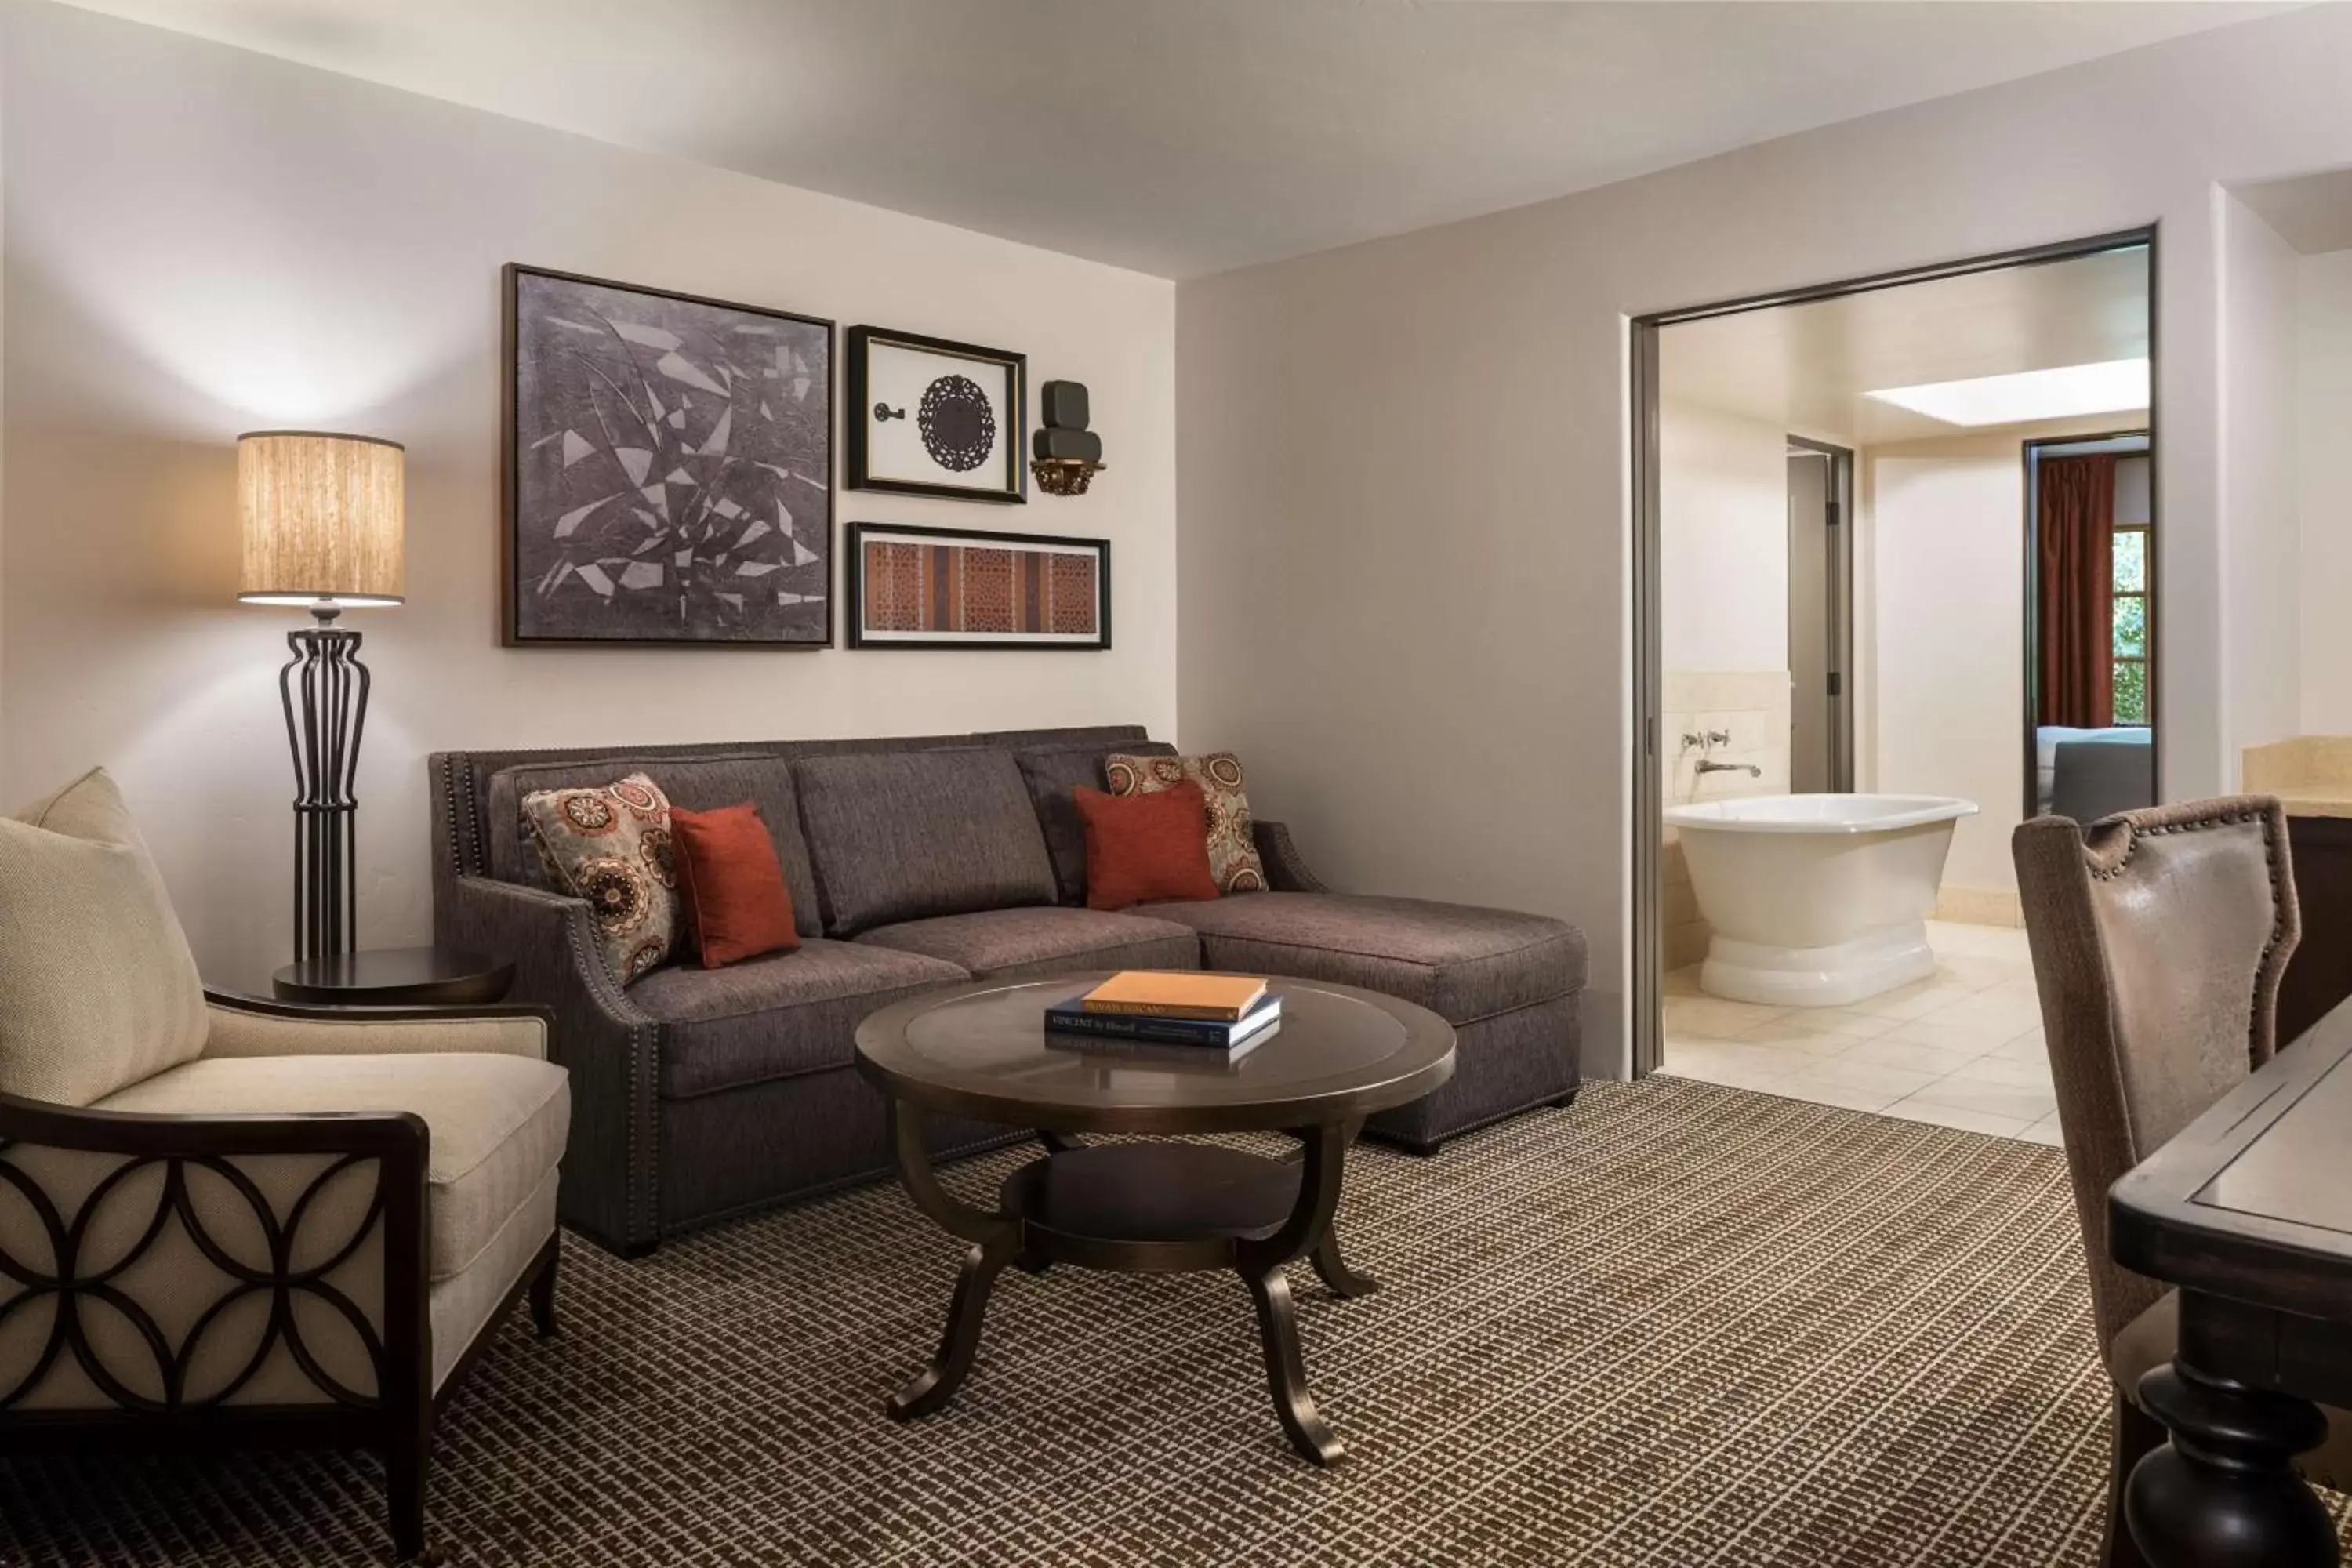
[1661,670,1790,967]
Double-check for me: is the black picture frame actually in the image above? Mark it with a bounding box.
[845,325,1027,503]
[846,521,1110,650]
[502,263,836,648]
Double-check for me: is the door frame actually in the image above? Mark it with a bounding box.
[1786,435,1857,796]
[2020,429,2158,819]
[1627,224,2158,1079]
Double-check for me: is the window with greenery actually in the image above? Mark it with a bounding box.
[2113,524,2149,724]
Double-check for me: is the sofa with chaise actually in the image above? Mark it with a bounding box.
[430,725,1585,1255]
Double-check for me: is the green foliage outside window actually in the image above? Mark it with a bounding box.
[2114,660,2148,724]
[2113,530,2146,593]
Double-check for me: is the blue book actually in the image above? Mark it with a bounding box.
[1044,993,1282,1049]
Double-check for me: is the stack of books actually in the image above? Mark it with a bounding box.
[1044,972,1282,1058]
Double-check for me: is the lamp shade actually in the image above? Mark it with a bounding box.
[237,431,405,606]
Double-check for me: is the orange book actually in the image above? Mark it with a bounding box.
[1083,971,1269,1022]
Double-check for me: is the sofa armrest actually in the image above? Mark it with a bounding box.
[0,1088,428,1417]
[438,875,660,1254]
[1252,820,1330,894]
[202,991,553,1061]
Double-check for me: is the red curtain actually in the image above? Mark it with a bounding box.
[2036,453,2117,728]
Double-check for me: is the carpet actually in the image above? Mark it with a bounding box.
[4,1076,2341,1566]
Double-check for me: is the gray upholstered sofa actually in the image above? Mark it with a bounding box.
[429,725,1585,1255]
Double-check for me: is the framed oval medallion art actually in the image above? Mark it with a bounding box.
[846,326,1028,503]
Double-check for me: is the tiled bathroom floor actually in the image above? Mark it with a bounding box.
[1658,921,2060,1144]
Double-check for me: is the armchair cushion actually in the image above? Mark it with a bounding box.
[201,998,549,1060]
[99,1053,569,1281]
[1,768,209,1105]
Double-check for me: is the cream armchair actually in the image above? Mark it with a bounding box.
[0,769,569,1563]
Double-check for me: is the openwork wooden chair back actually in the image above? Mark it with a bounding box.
[2012,796,2299,1349]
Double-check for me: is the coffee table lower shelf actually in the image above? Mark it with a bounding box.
[883,1109,1379,1465]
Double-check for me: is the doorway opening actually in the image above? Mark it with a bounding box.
[1630,228,2158,1121]
[2023,431,2155,822]
[1787,437,1856,796]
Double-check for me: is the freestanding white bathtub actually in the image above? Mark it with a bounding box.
[1663,794,1980,1007]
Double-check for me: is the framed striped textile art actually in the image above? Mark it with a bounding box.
[847,522,1110,650]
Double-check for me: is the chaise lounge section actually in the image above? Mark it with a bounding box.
[430,726,1584,1254]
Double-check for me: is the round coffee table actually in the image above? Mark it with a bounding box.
[854,972,1456,1465]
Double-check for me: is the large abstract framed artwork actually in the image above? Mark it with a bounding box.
[846,326,1026,503]
[503,264,833,646]
[848,523,1109,650]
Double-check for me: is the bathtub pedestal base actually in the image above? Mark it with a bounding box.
[1699,923,1937,1009]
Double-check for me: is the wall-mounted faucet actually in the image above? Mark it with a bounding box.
[1680,728,1760,780]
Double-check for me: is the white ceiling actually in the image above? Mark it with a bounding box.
[58,0,2293,279]
[1661,244,2151,444]
[2233,166,2352,255]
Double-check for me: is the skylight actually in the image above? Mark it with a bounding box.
[1864,358,2150,427]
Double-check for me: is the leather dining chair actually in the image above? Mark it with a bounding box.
[2013,796,2351,1568]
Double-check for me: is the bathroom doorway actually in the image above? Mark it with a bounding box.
[1787,437,1855,795]
[2022,431,2156,822]
[1629,229,2158,1132]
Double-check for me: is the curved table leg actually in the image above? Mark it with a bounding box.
[1242,1264,1345,1465]
[1311,1232,1380,1299]
[891,1232,1022,1421]
[886,1100,1022,1422]
[1287,1119,1381,1300]
[1236,1120,1354,1465]
[2128,1356,2339,1567]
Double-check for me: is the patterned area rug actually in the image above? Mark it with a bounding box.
[5,1076,2344,1566]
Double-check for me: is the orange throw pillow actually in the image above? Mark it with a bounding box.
[669,803,800,968]
[1073,781,1220,911]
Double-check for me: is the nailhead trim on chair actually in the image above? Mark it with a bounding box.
[2078,795,2296,1070]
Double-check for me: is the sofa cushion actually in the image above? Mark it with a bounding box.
[1013,739,1178,905]
[629,938,969,1098]
[671,803,801,968]
[1134,891,1587,1025]
[99,1052,570,1283]
[1108,752,1269,894]
[857,906,1199,980]
[793,750,1057,937]
[1074,783,1221,910]
[486,753,823,938]
[521,773,680,985]
[2,768,209,1105]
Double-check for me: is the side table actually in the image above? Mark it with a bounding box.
[271,946,516,1007]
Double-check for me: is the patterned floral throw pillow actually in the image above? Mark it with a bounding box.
[1104,751,1268,895]
[520,773,678,983]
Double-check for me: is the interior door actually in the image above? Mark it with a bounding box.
[1788,449,1835,794]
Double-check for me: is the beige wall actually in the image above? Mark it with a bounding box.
[1178,5,2352,1075]
[1859,416,2147,913]
[0,2,1178,988]
[2220,193,2307,755]
[1661,401,1789,677]
[2301,247,2352,735]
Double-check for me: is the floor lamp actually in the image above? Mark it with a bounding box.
[236,431,405,965]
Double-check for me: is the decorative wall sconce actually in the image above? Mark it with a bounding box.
[1031,379,1104,496]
